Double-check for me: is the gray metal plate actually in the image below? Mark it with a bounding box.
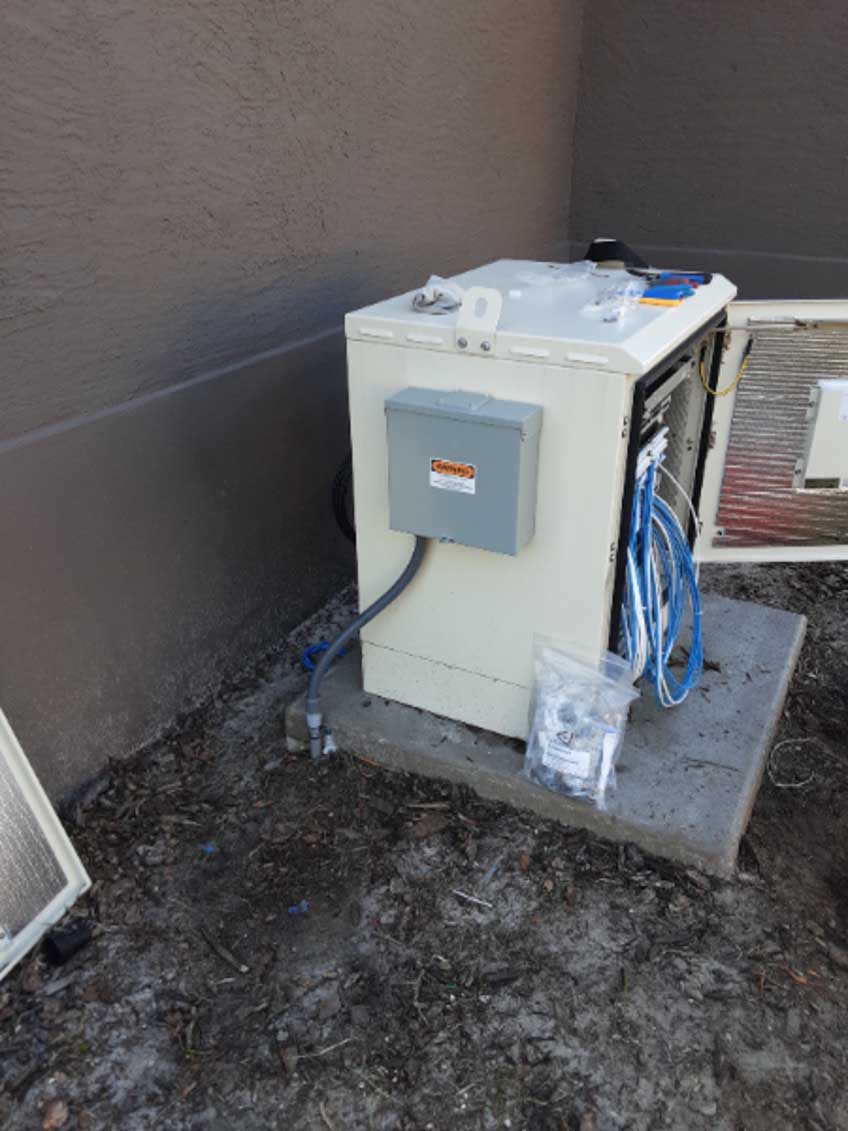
[385,388,542,555]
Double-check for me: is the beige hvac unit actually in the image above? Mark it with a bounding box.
[335,258,848,741]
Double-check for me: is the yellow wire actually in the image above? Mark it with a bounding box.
[699,351,750,398]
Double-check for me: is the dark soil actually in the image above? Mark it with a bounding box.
[1,563,847,1131]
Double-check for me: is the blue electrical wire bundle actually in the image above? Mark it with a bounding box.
[622,457,703,707]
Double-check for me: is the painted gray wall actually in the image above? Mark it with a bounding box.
[571,2,848,298]
[1,1,583,795]
[4,0,582,440]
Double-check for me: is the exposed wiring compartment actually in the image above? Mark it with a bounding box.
[613,337,713,701]
[621,435,703,706]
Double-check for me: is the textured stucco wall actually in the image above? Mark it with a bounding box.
[571,2,848,297]
[3,0,582,441]
[0,333,352,799]
[0,0,583,794]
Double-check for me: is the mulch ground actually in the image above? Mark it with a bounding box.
[1,562,847,1131]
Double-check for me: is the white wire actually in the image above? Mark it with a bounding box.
[648,510,675,707]
[623,455,703,706]
[646,469,697,707]
[656,495,699,706]
[645,522,670,702]
[656,463,702,581]
[625,548,648,677]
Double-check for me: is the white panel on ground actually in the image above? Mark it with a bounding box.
[0,709,90,982]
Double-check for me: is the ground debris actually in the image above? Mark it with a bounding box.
[196,929,249,975]
[411,810,451,838]
[0,562,846,1130]
[41,1099,69,1130]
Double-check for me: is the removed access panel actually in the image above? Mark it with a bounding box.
[0,709,90,981]
[701,303,848,556]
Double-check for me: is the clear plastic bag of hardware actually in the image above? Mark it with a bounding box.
[580,274,647,323]
[524,637,639,808]
[411,275,465,313]
[515,260,596,288]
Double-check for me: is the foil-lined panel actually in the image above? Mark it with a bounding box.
[0,749,66,939]
[714,329,848,546]
[659,361,704,531]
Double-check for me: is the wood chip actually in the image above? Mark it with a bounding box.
[43,974,77,997]
[21,961,44,994]
[297,1036,356,1060]
[412,812,450,838]
[197,930,249,974]
[451,889,493,909]
[279,1046,298,1074]
[42,1099,69,1130]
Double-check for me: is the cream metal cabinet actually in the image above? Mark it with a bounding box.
[345,262,848,737]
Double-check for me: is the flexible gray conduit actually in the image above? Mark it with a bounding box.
[305,536,428,759]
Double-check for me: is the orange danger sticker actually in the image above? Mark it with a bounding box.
[430,457,476,495]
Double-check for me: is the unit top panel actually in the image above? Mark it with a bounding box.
[346,259,737,376]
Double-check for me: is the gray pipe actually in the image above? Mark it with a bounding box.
[305,535,427,759]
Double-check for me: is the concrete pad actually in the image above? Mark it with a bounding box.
[286,594,806,877]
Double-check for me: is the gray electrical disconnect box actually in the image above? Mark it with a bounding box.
[384,388,543,555]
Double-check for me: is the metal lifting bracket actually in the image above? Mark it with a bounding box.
[455,286,503,356]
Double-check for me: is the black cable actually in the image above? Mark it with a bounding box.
[584,237,649,270]
[331,452,356,544]
[305,536,428,759]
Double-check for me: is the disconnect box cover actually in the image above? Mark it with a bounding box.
[385,388,542,555]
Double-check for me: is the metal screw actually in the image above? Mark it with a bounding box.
[480,341,491,352]
[457,337,468,350]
